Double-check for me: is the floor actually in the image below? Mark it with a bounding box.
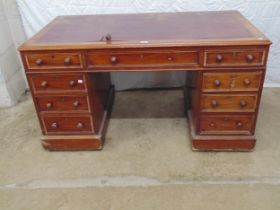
[0,88,280,210]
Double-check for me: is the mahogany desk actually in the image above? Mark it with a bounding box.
[18,11,271,151]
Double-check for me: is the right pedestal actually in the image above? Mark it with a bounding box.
[186,69,264,151]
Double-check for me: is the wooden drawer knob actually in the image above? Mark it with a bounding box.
[51,122,58,129]
[209,122,215,127]
[236,122,243,128]
[69,80,76,87]
[240,100,247,107]
[216,54,223,63]
[105,34,112,41]
[46,102,53,109]
[246,54,254,62]
[36,58,44,65]
[64,57,71,65]
[76,122,84,129]
[213,79,221,87]
[211,99,218,108]
[168,57,173,61]
[111,56,117,64]
[41,81,48,88]
[73,100,80,107]
[243,78,251,85]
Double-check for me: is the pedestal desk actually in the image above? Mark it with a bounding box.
[18,11,271,151]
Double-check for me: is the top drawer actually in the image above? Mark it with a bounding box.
[86,50,199,70]
[204,49,265,67]
[24,52,83,70]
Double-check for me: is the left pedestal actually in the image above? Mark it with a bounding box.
[42,86,114,151]
[25,70,113,151]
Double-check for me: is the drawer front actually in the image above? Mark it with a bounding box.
[25,52,83,70]
[204,49,265,67]
[199,114,255,135]
[87,50,199,69]
[201,94,258,112]
[42,114,94,134]
[202,72,263,92]
[36,95,90,112]
[29,74,87,93]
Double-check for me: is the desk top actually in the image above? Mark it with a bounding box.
[19,11,270,51]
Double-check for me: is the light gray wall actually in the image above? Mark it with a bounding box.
[0,0,27,107]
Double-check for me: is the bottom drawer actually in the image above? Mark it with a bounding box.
[199,114,255,135]
[42,114,94,134]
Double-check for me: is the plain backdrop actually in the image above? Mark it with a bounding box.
[17,0,280,90]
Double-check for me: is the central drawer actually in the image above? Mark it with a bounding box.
[42,114,94,134]
[201,94,258,112]
[86,50,199,69]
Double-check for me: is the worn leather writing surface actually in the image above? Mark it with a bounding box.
[20,11,268,50]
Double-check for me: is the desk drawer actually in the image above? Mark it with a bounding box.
[202,71,263,92]
[204,49,265,67]
[87,50,199,69]
[199,114,255,135]
[25,52,83,70]
[36,95,90,112]
[29,74,87,93]
[42,114,94,134]
[201,94,257,112]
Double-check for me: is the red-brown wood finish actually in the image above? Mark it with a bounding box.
[204,49,265,67]
[35,95,90,112]
[86,49,199,70]
[41,113,95,134]
[202,71,263,92]
[24,52,83,70]
[201,94,258,112]
[18,11,271,151]
[199,114,255,135]
[29,73,87,93]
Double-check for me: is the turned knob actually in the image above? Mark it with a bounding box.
[211,99,218,108]
[168,57,173,61]
[46,102,52,109]
[69,80,76,87]
[105,34,112,42]
[243,78,251,85]
[51,122,58,129]
[213,79,221,87]
[236,122,243,127]
[73,100,80,107]
[216,54,223,63]
[36,58,44,65]
[240,100,247,107]
[41,81,48,88]
[111,56,117,64]
[246,54,254,62]
[76,122,84,129]
[64,57,71,65]
[209,122,215,127]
